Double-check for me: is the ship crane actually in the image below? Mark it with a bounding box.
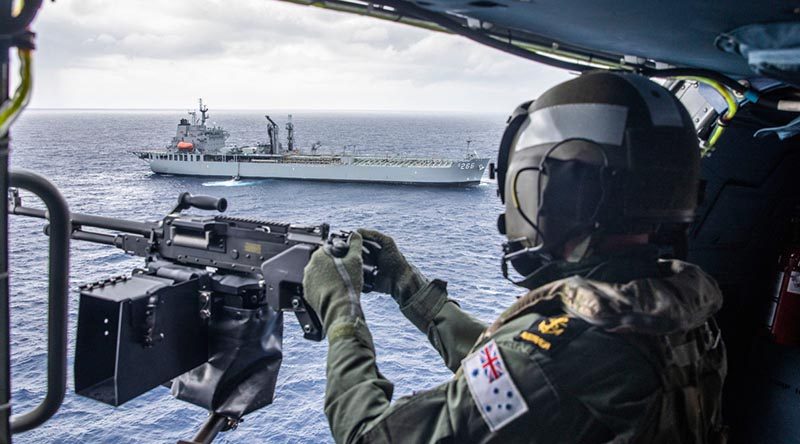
[265,115,280,155]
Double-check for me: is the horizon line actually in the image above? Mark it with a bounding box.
[26,107,506,114]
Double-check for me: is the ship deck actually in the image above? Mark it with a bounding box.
[131,150,489,186]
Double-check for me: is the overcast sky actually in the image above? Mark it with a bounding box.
[23,0,573,112]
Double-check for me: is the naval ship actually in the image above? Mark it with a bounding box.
[132,100,489,185]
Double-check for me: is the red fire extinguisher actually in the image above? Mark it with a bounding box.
[766,210,800,346]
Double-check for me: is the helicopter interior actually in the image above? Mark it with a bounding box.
[1,0,799,442]
[274,0,800,441]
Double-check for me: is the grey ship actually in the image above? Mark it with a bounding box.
[133,100,489,185]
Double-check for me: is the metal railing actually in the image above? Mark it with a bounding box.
[6,170,70,436]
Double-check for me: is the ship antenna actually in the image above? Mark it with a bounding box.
[466,139,473,159]
[199,98,209,126]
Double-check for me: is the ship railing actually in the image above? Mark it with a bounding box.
[351,158,455,168]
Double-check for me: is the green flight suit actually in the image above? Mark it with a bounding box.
[323,256,727,443]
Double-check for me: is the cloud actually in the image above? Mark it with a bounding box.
[23,0,572,111]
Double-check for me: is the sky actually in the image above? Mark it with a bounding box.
[19,0,573,112]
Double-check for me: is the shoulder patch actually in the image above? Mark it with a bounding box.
[462,339,529,432]
[514,315,589,356]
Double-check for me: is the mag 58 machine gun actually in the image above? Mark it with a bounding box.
[9,184,379,442]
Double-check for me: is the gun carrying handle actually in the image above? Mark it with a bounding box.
[8,169,69,433]
[175,192,227,213]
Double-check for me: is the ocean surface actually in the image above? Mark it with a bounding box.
[6,109,520,443]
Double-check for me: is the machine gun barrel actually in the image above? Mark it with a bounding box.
[10,190,155,236]
[68,228,119,246]
[41,223,122,247]
[70,212,153,236]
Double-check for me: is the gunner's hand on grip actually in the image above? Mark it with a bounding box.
[303,232,366,338]
[325,231,381,292]
[357,229,428,306]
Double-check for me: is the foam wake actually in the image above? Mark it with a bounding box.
[202,179,260,187]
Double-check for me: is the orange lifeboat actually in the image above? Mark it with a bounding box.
[176,141,194,151]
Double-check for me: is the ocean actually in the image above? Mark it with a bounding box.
[6,109,520,443]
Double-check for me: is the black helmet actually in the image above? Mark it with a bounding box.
[495,71,700,286]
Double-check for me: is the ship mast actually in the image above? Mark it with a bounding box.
[199,98,209,126]
[285,115,294,151]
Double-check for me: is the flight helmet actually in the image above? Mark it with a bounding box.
[495,71,700,287]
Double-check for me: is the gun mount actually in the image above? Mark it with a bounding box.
[8,181,379,442]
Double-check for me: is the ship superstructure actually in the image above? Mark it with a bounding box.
[169,99,230,153]
[133,100,489,186]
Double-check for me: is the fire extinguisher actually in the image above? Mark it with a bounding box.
[766,210,800,346]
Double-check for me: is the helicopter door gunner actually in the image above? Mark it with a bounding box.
[302,71,727,443]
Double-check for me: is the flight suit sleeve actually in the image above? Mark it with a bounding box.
[398,279,487,372]
[325,320,561,444]
[325,319,462,444]
[324,319,394,444]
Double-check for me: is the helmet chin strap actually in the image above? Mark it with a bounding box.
[501,246,608,290]
[501,228,600,289]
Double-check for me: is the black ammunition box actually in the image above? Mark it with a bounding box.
[74,274,208,406]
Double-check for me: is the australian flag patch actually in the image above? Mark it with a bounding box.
[462,340,529,432]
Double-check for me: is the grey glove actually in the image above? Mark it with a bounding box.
[357,229,427,306]
[303,232,365,335]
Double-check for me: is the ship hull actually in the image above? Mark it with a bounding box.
[134,153,489,186]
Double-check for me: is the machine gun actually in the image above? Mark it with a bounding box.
[8,185,379,442]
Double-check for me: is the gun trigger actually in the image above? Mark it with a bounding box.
[289,295,323,341]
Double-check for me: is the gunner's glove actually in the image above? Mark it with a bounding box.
[303,232,365,336]
[357,229,427,306]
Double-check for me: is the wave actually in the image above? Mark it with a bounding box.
[202,178,261,187]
